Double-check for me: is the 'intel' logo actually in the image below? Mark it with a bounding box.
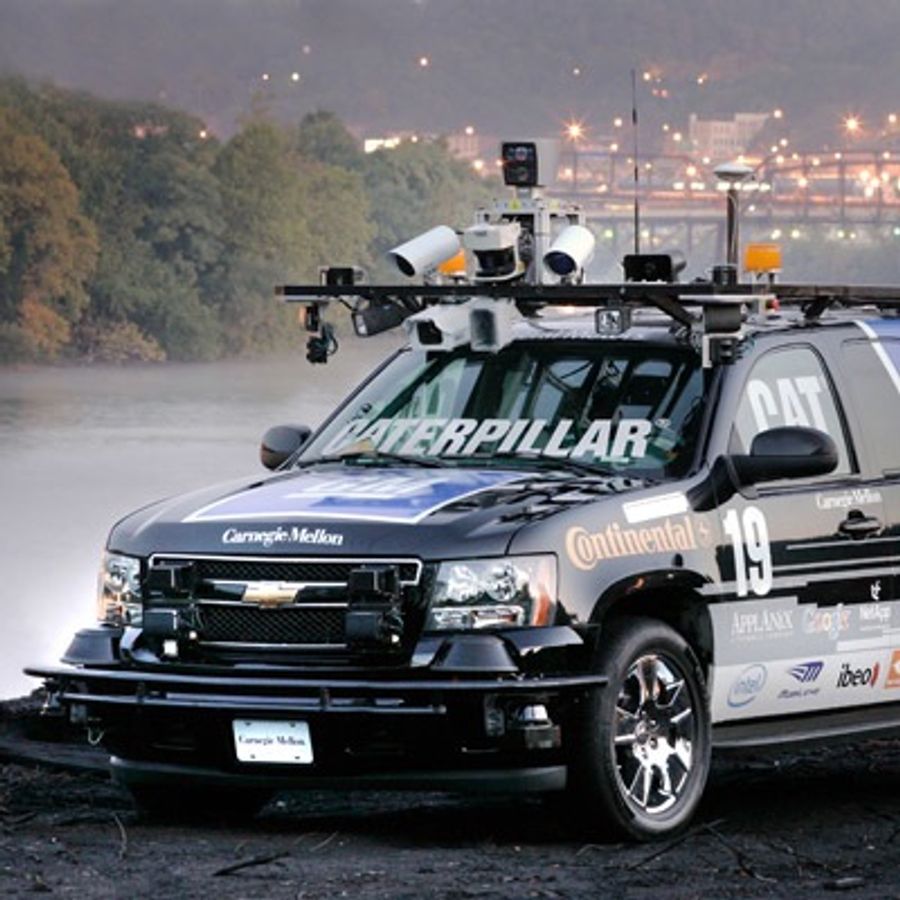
[728,664,767,708]
[789,660,824,684]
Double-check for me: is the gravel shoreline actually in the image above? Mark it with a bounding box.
[1,697,899,898]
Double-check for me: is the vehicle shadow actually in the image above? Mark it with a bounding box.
[256,737,900,847]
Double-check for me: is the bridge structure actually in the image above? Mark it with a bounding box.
[546,146,900,263]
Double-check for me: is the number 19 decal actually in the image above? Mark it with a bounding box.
[722,506,772,597]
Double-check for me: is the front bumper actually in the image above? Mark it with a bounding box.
[26,628,605,793]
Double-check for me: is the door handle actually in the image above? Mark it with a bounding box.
[839,515,882,537]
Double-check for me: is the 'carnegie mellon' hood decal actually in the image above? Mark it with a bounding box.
[182,468,527,525]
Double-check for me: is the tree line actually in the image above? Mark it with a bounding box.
[0,79,494,363]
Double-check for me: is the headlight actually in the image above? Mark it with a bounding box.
[426,555,557,631]
[96,552,142,626]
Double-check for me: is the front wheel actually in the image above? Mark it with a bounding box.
[571,617,711,841]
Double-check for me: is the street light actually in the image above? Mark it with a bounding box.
[564,120,585,194]
[843,115,862,135]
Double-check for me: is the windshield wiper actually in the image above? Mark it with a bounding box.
[463,453,620,478]
[324,449,449,468]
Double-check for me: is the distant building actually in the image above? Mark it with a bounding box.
[686,113,770,161]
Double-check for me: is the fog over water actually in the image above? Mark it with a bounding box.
[0,339,399,698]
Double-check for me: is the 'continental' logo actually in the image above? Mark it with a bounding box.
[565,515,698,571]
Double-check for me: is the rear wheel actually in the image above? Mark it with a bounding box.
[571,617,711,841]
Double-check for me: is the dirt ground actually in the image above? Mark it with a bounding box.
[1,698,899,899]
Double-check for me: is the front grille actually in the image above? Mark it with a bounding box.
[197,602,345,646]
[147,555,423,651]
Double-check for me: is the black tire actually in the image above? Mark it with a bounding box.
[128,784,271,824]
[570,616,711,841]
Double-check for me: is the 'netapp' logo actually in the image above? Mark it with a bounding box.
[222,526,344,548]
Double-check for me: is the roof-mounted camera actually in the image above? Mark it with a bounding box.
[501,140,559,189]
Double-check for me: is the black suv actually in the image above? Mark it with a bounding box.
[28,282,900,840]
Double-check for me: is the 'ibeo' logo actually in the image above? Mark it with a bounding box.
[728,664,767,708]
[836,661,880,689]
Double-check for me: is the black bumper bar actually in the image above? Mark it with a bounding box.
[27,664,606,716]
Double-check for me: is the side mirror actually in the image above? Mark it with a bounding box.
[260,424,311,470]
[730,426,838,486]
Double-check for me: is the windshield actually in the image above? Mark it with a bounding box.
[301,341,709,478]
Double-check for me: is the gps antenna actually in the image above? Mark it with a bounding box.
[631,68,640,255]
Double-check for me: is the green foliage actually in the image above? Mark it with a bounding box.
[296,111,365,171]
[0,106,98,359]
[0,79,495,363]
[363,141,496,279]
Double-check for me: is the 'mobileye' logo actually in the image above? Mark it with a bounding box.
[836,661,880,689]
[728,664,767,708]
[789,660,824,684]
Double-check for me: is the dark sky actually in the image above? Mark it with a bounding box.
[1,0,898,143]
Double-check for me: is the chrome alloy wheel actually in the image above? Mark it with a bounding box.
[613,653,695,815]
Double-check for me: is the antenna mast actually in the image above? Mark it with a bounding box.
[631,68,640,254]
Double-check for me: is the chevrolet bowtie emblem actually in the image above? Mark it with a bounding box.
[241,582,298,608]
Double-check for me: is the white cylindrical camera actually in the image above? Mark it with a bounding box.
[388,226,461,278]
[543,224,596,278]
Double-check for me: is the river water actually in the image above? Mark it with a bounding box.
[0,338,400,698]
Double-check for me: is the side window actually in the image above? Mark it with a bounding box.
[841,338,900,474]
[731,346,852,476]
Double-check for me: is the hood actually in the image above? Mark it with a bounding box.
[109,463,643,561]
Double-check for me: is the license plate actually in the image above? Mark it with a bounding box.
[232,719,313,764]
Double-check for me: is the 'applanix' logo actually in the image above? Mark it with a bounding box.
[222,526,344,548]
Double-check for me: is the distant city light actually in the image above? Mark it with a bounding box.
[565,120,585,141]
[302,44,311,55]
[797,176,808,188]
[464,125,475,136]
[472,159,484,172]
[790,229,801,239]
[613,117,623,128]
[686,164,697,177]
[834,151,843,160]
[672,132,682,143]
[773,108,784,119]
[572,66,582,77]
[198,128,208,140]
[779,138,789,147]
[696,73,708,85]
[291,72,301,82]
[609,142,619,152]
[642,71,652,82]
[843,115,861,134]
[661,123,670,132]
[811,157,821,166]
[890,113,899,125]
[418,56,430,68]
[261,72,270,81]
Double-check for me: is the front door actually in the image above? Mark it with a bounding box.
[709,343,892,723]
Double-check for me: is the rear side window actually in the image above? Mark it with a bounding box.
[841,337,900,475]
[730,345,852,476]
